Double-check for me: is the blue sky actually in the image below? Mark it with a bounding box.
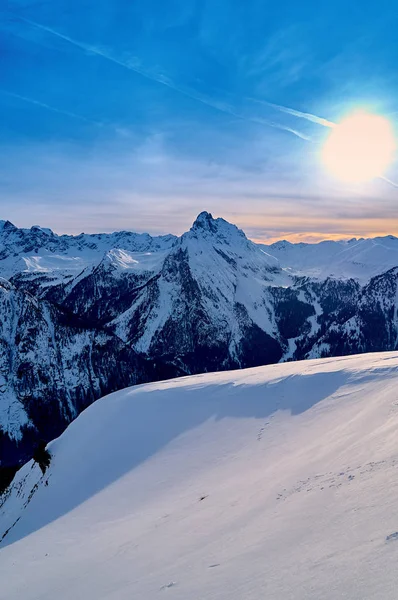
[1,0,398,241]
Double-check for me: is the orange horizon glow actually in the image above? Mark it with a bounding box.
[251,230,398,245]
[233,210,398,245]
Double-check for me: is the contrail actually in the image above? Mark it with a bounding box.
[271,124,312,141]
[380,176,398,188]
[166,92,313,141]
[1,89,101,124]
[9,13,311,141]
[250,97,335,128]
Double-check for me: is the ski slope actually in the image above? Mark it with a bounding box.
[2,352,398,599]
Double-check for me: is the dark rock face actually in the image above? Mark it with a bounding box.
[0,281,181,472]
[1,215,398,475]
[298,268,398,359]
[270,287,315,340]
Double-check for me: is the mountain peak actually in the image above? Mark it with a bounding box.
[31,225,53,236]
[190,211,247,243]
[191,211,217,232]
[0,220,17,232]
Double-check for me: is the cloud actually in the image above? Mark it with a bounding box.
[3,11,397,242]
[250,98,335,128]
[1,134,397,242]
[0,90,102,124]
[243,25,309,88]
[380,175,398,188]
[7,12,312,141]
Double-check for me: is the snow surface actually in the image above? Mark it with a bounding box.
[262,235,398,283]
[2,352,398,599]
[103,248,169,272]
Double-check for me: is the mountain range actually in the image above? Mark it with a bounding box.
[1,212,398,477]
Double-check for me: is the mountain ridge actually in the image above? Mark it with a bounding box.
[1,212,398,474]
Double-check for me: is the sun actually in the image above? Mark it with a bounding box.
[322,111,396,183]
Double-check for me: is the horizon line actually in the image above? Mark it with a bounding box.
[1,217,397,246]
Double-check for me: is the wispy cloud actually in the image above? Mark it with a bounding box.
[243,25,309,89]
[0,89,102,124]
[271,124,312,141]
[250,98,335,128]
[380,175,398,188]
[7,12,313,141]
[1,135,397,242]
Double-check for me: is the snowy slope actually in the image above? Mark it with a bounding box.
[2,352,398,599]
[0,219,176,284]
[262,235,398,282]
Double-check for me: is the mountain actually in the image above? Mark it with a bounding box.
[105,211,287,372]
[2,352,398,599]
[0,279,180,480]
[261,235,398,282]
[1,212,398,475]
[0,218,176,292]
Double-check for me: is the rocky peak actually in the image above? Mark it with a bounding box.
[189,212,248,246]
[30,226,54,237]
[191,211,218,233]
[0,220,18,233]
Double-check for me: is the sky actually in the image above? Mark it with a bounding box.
[1,0,398,243]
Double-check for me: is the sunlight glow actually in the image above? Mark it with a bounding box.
[322,111,396,183]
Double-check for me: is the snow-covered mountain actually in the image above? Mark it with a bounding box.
[261,234,398,282]
[0,279,180,477]
[2,215,397,286]
[0,218,176,287]
[2,352,398,599]
[1,212,398,475]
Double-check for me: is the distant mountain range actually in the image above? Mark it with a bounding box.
[1,212,398,474]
